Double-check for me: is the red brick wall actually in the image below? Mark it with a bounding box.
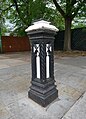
[1,36,31,52]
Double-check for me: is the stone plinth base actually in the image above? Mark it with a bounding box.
[28,80,58,107]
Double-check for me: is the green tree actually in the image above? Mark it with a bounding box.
[53,0,86,51]
[0,0,11,35]
[3,0,59,36]
[2,0,64,36]
[1,0,47,36]
[0,0,6,52]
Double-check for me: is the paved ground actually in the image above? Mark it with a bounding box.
[0,52,86,119]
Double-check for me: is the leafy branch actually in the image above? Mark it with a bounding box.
[71,1,85,19]
[13,0,28,25]
[53,0,65,18]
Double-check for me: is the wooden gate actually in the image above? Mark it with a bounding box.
[1,36,31,52]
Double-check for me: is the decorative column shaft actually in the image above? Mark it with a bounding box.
[40,42,46,83]
[25,20,59,107]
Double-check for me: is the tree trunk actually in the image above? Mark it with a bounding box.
[64,17,72,51]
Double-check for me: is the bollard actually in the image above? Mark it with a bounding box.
[25,20,59,107]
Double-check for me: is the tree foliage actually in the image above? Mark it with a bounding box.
[1,0,65,36]
[0,0,7,35]
[52,0,86,50]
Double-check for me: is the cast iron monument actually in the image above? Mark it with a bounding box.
[25,20,58,107]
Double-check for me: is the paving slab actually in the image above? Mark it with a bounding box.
[0,64,10,69]
[0,59,28,67]
[0,52,86,119]
[62,92,86,119]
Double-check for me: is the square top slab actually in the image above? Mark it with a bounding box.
[25,20,59,32]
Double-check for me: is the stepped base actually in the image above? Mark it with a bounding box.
[28,81,58,107]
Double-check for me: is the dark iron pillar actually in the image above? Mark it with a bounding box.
[25,20,59,107]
